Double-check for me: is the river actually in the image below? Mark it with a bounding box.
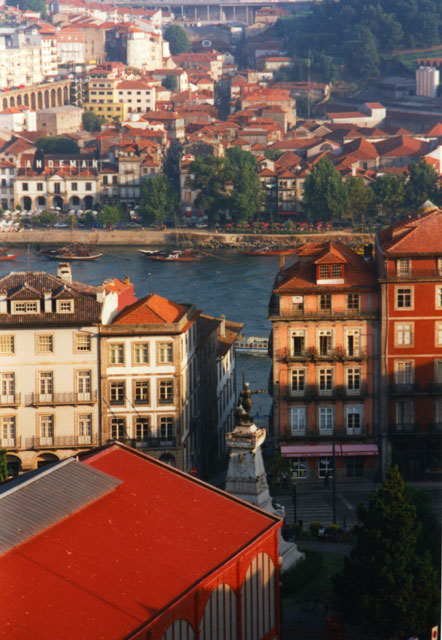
[7,246,280,416]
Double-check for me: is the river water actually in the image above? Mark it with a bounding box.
[8,246,280,416]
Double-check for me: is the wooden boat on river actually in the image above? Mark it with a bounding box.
[38,244,103,261]
[138,249,204,262]
[241,246,298,256]
[0,248,20,261]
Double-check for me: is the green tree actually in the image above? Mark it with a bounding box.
[0,449,8,481]
[98,205,123,227]
[190,155,230,224]
[225,147,264,222]
[6,0,45,17]
[83,211,96,227]
[164,24,190,55]
[346,176,374,224]
[139,175,178,225]
[303,156,348,222]
[345,24,380,79]
[162,75,178,91]
[372,174,406,221]
[82,111,105,132]
[334,466,440,639]
[405,160,438,210]
[35,137,79,155]
[37,210,57,226]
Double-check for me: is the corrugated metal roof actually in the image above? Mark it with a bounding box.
[0,458,121,556]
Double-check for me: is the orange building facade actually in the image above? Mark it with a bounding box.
[269,242,380,484]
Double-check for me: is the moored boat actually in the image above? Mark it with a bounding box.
[241,246,298,256]
[38,244,103,261]
[139,249,204,262]
[236,335,269,355]
[0,248,20,261]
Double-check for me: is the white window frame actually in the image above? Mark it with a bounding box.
[318,329,333,356]
[77,413,92,444]
[0,335,14,355]
[291,368,305,395]
[56,299,74,313]
[291,457,308,479]
[36,333,54,354]
[109,343,124,365]
[1,372,15,403]
[345,405,363,434]
[436,286,442,310]
[75,333,92,352]
[318,457,333,478]
[1,415,15,447]
[436,322,442,347]
[395,286,413,310]
[397,258,410,277]
[133,342,149,365]
[159,416,174,441]
[291,330,305,356]
[12,300,39,314]
[318,406,334,433]
[158,342,173,364]
[394,361,414,385]
[39,413,54,445]
[346,368,361,394]
[318,368,333,395]
[290,407,306,435]
[345,328,361,356]
[395,322,413,347]
[395,399,414,428]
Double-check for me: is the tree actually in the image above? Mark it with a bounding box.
[139,175,178,225]
[0,449,8,481]
[82,111,105,132]
[164,25,190,55]
[225,148,264,222]
[190,155,230,224]
[334,466,440,639]
[35,137,79,155]
[346,176,374,224]
[405,160,438,210]
[98,205,123,227]
[345,24,380,79]
[36,210,57,226]
[162,75,178,91]
[372,173,407,221]
[6,0,45,17]
[303,156,348,222]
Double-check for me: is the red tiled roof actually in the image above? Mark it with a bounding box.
[112,292,189,325]
[377,208,442,256]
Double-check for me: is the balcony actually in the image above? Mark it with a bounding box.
[25,435,99,449]
[0,436,21,449]
[282,426,372,441]
[388,384,420,396]
[428,383,442,395]
[158,397,174,405]
[285,384,367,402]
[272,308,379,321]
[28,391,98,406]
[278,347,368,363]
[0,393,21,407]
[110,436,177,449]
[388,423,421,435]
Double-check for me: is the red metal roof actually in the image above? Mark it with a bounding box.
[0,445,279,639]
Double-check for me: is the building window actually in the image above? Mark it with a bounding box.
[110,416,126,440]
[75,333,92,352]
[396,287,412,309]
[291,457,307,479]
[1,415,15,447]
[345,456,363,477]
[396,399,413,429]
[318,457,333,478]
[291,369,305,394]
[159,416,173,440]
[318,406,334,432]
[38,371,53,402]
[331,264,342,278]
[1,373,15,401]
[346,368,361,393]
[394,361,414,385]
[36,334,53,354]
[290,407,306,435]
[22,183,28,191]
[319,265,329,278]
[347,293,359,311]
[133,342,149,364]
[103,175,108,185]
[71,182,78,191]
[435,360,442,384]
[39,414,54,445]
[37,183,43,191]
[78,413,92,444]
[86,183,92,191]
[319,294,331,311]
[318,368,333,394]
[0,335,15,355]
[158,342,173,364]
[134,380,149,404]
[346,405,362,434]
[57,300,74,313]
[438,258,442,276]
[395,322,413,347]
[110,381,125,405]
[436,398,442,426]
[397,258,410,277]
[318,329,332,356]
[135,416,149,442]
[436,286,442,309]
[109,343,124,365]
[77,370,91,400]
[436,322,442,347]
[54,183,61,194]
[158,380,173,404]
[346,329,360,356]
[291,331,305,356]
[12,301,39,314]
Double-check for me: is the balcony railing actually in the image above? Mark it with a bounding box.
[28,391,98,406]
[0,393,21,407]
[282,426,372,440]
[25,435,99,449]
[272,308,379,320]
[285,384,367,402]
[388,423,420,434]
[428,383,442,395]
[109,436,177,449]
[278,348,368,363]
[388,384,420,396]
[429,422,442,432]
[0,436,21,449]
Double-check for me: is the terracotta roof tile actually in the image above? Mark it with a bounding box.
[113,293,189,325]
[377,208,442,255]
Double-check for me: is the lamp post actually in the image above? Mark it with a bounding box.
[332,438,336,525]
[292,481,297,527]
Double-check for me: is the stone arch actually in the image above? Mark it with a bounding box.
[37,91,43,109]
[36,196,46,209]
[57,87,62,105]
[17,95,22,106]
[63,85,69,103]
[44,89,49,108]
[161,620,194,640]
[6,454,21,477]
[241,552,276,639]
[70,195,81,208]
[22,196,32,210]
[2,97,7,110]
[24,93,29,107]
[199,584,237,640]
[50,88,56,107]
[9,96,15,108]
[53,195,64,210]
[159,453,175,467]
[36,452,59,468]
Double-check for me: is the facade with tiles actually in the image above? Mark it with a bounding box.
[270,242,380,483]
[376,207,442,479]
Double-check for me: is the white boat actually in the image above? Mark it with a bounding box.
[236,335,269,355]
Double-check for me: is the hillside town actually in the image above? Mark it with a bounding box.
[0,0,440,637]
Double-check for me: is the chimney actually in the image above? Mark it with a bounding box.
[43,289,52,313]
[0,291,7,314]
[57,262,72,284]
[220,314,226,337]
[124,275,131,285]
[96,287,104,303]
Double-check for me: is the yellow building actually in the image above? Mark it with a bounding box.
[84,101,129,122]
[85,77,129,122]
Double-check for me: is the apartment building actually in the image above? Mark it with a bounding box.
[0,27,45,89]
[0,264,124,476]
[115,80,155,113]
[376,206,442,480]
[84,76,129,122]
[269,242,380,484]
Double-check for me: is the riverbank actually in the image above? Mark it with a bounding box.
[0,228,374,249]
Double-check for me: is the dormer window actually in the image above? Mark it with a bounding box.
[437,258,442,276]
[331,264,342,278]
[57,300,74,313]
[397,258,410,277]
[317,263,344,284]
[12,300,39,314]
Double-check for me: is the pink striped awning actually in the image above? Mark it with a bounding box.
[281,443,378,458]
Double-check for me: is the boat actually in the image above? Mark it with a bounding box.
[241,246,298,256]
[0,248,20,261]
[38,244,103,261]
[236,335,269,355]
[138,248,204,262]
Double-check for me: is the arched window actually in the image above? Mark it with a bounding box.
[199,584,237,640]
[241,552,276,640]
[161,619,194,640]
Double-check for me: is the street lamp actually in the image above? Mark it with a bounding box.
[332,438,336,525]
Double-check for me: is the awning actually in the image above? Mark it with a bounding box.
[281,443,378,458]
